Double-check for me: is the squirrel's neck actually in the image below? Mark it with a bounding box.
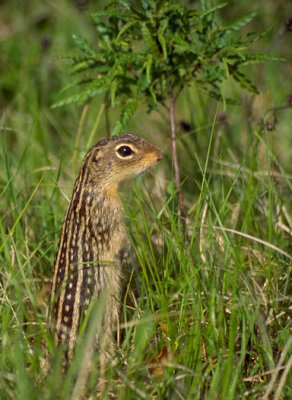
[66,171,123,233]
[68,179,123,228]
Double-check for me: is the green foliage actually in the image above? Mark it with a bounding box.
[53,0,280,133]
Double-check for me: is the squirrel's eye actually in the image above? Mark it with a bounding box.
[117,145,134,157]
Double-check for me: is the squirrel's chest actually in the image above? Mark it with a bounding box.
[90,212,129,293]
[91,209,128,258]
[53,208,129,298]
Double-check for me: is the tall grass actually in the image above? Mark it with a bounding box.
[0,1,291,399]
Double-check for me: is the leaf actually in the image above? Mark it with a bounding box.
[72,34,96,56]
[198,86,238,105]
[200,3,228,19]
[57,78,84,95]
[71,59,98,74]
[111,79,118,107]
[51,93,84,108]
[116,20,137,40]
[119,0,144,19]
[200,0,208,12]
[149,85,157,104]
[173,35,196,53]
[222,11,257,33]
[144,55,153,83]
[141,23,158,54]
[240,28,271,45]
[112,100,138,135]
[52,79,109,108]
[112,120,122,136]
[228,64,258,94]
[238,53,286,66]
[158,34,168,59]
[121,100,138,125]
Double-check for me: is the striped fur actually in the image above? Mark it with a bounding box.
[50,134,162,362]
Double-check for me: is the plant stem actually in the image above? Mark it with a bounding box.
[169,90,186,225]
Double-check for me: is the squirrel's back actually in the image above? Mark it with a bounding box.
[50,133,162,362]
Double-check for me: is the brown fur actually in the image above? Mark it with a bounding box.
[50,133,162,362]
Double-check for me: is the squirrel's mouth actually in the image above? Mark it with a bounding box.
[149,149,163,165]
[156,151,163,162]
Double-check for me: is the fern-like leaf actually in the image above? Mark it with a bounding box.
[112,100,138,135]
[145,55,153,83]
[222,11,257,33]
[141,23,159,54]
[117,20,137,40]
[158,34,168,59]
[228,64,258,94]
[238,53,285,66]
[72,34,96,56]
[111,79,118,107]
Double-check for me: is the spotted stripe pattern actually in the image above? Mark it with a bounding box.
[50,133,163,364]
[50,157,127,362]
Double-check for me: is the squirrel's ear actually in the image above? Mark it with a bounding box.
[92,147,104,164]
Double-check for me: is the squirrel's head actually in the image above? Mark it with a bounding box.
[81,133,162,192]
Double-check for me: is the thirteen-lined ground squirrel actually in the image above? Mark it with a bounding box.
[50,133,162,363]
